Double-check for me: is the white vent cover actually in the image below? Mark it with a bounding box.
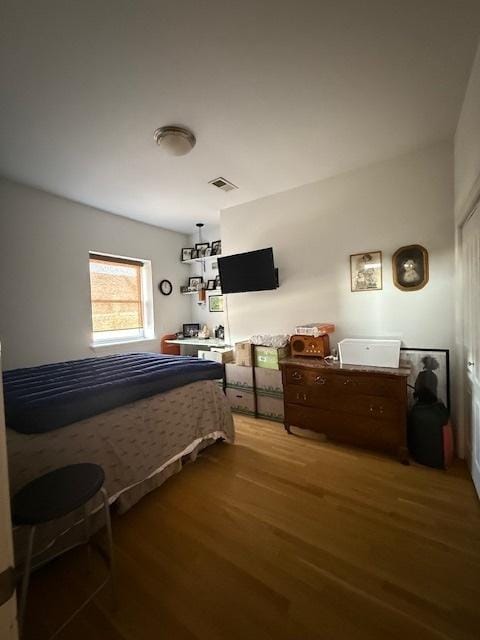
[208,177,238,192]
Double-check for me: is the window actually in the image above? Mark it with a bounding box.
[89,252,153,344]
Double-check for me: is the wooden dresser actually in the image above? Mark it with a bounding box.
[280,357,410,462]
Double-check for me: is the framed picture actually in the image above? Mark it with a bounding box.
[195,242,210,258]
[206,279,216,290]
[393,244,429,291]
[400,348,450,409]
[188,276,203,289]
[205,247,212,257]
[183,323,200,338]
[350,251,382,291]
[191,249,198,259]
[181,248,193,261]
[214,275,221,289]
[211,240,221,256]
[209,295,224,312]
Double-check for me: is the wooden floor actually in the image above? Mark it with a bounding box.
[24,416,480,640]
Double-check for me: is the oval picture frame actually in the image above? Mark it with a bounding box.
[392,244,429,291]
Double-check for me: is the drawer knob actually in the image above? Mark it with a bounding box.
[314,376,327,385]
[292,371,302,380]
[369,405,384,414]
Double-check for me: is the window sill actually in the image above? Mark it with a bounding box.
[90,337,158,350]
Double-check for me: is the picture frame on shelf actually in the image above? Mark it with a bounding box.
[209,294,224,312]
[183,323,201,338]
[211,240,221,255]
[195,242,210,258]
[181,248,193,261]
[188,276,203,289]
[214,275,221,289]
[392,244,429,291]
[206,279,216,290]
[205,247,212,257]
[350,251,382,292]
[400,348,450,409]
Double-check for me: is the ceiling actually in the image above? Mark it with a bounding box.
[1,1,479,233]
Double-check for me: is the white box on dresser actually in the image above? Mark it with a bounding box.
[338,339,401,368]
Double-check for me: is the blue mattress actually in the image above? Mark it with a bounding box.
[3,352,224,434]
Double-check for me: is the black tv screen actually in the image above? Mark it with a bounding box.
[218,248,277,294]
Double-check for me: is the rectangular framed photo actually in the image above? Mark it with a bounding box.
[182,323,200,338]
[205,247,212,257]
[195,242,210,258]
[188,276,203,289]
[214,275,221,289]
[181,247,193,261]
[206,279,216,290]
[350,251,382,291]
[209,294,224,312]
[400,348,450,409]
[211,240,221,256]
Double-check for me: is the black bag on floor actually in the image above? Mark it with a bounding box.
[407,401,453,469]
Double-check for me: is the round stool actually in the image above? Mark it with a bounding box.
[12,463,115,638]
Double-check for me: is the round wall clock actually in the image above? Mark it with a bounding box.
[158,279,173,296]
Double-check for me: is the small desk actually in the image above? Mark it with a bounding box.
[166,337,229,356]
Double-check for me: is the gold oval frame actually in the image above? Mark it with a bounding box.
[392,244,429,291]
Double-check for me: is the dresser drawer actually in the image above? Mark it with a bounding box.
[285,403,402,453]
[333,373,402,399]
[284,385,332,409]
[284,366,334,388]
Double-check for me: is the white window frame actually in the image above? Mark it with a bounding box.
[89,252,155,347]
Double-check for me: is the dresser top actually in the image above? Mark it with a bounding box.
[279,357,410,377]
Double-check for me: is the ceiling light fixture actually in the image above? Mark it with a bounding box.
[153,125,196,156]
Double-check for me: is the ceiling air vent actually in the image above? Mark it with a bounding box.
[208,177,238,192]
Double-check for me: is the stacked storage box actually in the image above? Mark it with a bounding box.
[225,343,288,422]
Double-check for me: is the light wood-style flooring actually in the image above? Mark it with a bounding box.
[24,416,480,640]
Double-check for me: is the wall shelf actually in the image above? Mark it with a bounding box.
[181,254,222,265]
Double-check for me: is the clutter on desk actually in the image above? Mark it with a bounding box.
[198,325,210,339]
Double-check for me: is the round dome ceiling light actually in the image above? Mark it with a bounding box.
[153,125,196,156]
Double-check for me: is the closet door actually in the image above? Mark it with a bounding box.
[462,205,480,497]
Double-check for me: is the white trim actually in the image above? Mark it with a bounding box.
[90,337,158,350]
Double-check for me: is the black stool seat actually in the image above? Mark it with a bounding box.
[12,463,105,526]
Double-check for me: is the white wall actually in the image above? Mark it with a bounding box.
[220,142,454,355]
[455,43,480,219]
[0,178,191,370]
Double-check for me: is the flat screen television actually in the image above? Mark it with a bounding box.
[218,248,278,294]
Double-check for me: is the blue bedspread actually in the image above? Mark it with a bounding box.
[3,352,224,434]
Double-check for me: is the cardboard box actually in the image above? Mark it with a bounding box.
[235,341,253,366]
[225,387,255,415]
[257,393,284,422]
[197,349,234,364]
[225,363,253,389]
[255,368,283,394]
[254,345,290,370]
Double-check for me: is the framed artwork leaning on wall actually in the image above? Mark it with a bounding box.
[400,348,450,409]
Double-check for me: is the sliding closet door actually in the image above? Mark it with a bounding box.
[462,205,480,497]
[0,346,18,639]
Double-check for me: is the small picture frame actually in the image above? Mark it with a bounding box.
[191,249,198,259]
[211,240,221,256]
[392,245,429,291]
[350,251,382,292]
[209,294,224,312]
[183,323,200,338]
[181,248,193,262]
[206,279,216,290]
[188,276,203,289]
[205,247,212,257]
[214,275,221,289]
[195,242,210,258]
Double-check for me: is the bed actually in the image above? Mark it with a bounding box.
[4,352,234,567]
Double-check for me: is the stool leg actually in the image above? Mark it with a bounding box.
[100,488,116,606]
[19,525,36,635]
[83,501,91,572]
